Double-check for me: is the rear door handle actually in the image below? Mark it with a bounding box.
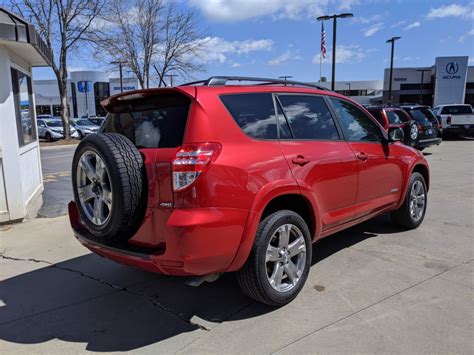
[292,155,310,166]
[356,152,369,161]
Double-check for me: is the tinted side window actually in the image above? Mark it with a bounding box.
[220,93,277,139]
[368,109,384,125]
[277,95,339,140]
[386,110,406,124]
[329,98,383,142]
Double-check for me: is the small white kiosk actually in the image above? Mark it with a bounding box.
[0,8,53,223]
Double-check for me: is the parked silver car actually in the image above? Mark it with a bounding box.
[71,119,100,139]
[37,119,79,141]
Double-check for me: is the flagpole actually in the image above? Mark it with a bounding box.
[320,21,323,82]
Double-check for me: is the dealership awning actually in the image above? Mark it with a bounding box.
[0,7,53,66]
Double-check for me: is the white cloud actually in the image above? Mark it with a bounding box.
[352,14,383,24]
[364,23,383,37]
[391,20,406,28]
[190,0,359,22]
[402,56,420,62]
[427,3,473,20]
[458,28,474,42]
[267,51,303,66]
[313,44,367,64]
[193,37,273,64]
[404,21,421,30]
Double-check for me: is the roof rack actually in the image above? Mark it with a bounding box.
[180,76,329,91]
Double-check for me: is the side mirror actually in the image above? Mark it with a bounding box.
[388,127,404,142]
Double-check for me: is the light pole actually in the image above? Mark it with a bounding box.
[346,82,351,97]
[317,13,354,91]
[111,61,126,93]
[278,75,293,86]
[416,69,431,105]
[165,74,178,87]
[386,36,401,105]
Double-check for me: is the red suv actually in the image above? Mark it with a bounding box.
[69,77,430,306]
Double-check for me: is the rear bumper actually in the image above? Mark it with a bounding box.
[68,201,248,276]
[415,137,442,148]
[444,125,474,135]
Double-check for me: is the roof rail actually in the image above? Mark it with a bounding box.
[180,76,329,91]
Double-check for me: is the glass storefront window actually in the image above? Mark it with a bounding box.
[11,68,36,146]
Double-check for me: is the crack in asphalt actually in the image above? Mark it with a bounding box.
[0,254,196,329]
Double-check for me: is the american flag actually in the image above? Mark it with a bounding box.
[321,22,327,59]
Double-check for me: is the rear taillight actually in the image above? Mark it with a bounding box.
[172,143,222,191]
[446,116,452,125]
[417,123,424,132]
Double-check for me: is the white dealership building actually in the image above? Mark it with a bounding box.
[379,56,473,106]
[33,71,139,118]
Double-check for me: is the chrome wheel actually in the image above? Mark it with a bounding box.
[266,224,307,293]
[409,180,425,222]
[76,151,112,226]
[410,124,418,140]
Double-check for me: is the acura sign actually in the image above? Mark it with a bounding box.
[434,56,468,106]
[443,61,461,79]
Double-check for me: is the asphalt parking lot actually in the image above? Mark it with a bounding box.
[0,140,473,353]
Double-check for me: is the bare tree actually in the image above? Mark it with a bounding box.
[90,0,205,88]
[10,0,102,139]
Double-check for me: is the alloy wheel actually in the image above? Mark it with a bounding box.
[409,180,425,222]
[76,151,113,226]
[265,224,307,293]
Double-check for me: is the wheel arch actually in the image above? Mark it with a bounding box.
[412,163,430,191]
[226,182,321,272]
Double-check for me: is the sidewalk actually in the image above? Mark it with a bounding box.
[1,141,473,353]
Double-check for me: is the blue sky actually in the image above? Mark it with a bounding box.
[33,0,474,84]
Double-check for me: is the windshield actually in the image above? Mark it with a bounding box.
[46,120,63,127]
[76,119,94,125]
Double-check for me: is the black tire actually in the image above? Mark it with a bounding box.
[45,132,53,142]
[391,172,427,229]
[237,210,312,306]
[418,147,425,151]
[403,120,418,147]
[72,133,146,243]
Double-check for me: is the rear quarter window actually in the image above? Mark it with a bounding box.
[220,93,278,139]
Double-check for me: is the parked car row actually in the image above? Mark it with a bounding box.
[36,116,104,141]
[365,104,449,151]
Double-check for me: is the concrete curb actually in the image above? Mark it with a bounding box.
[40,144,79,150]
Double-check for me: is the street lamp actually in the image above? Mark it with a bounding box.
[386,36,401,105]
[346,82,351,97]
[111,60,126,93]
[278,75,293,86]
[416,69,431,105]
[317,13,354,91]
[165,74,178,87]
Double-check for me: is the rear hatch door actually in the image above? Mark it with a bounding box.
[101,89,194,246]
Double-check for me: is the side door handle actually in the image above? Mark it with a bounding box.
[356,152,369,161]
[292,155,310,166]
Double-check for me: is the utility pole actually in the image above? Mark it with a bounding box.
[317,13,354,90]
[111,61,126,93]
[346,82,351,97]
[416,69,431,105]
[165,74,178,87]
[386,36,401,105]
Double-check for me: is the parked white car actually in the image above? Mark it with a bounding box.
[70,118,100,139]
[432,104,474,137]
[37,119,79,141]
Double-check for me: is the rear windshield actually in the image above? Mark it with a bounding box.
[441,105,472,115]
[367,109,384,124]
[409,109,436,124]
[102,94,190,148]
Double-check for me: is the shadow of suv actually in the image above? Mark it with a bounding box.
[69,76,430,306]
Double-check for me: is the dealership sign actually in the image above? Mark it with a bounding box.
[433,56,468,106]
[443,62,461,79]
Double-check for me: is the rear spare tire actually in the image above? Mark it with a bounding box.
[72,133,146,242]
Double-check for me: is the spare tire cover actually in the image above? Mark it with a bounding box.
[72,133,146,242]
